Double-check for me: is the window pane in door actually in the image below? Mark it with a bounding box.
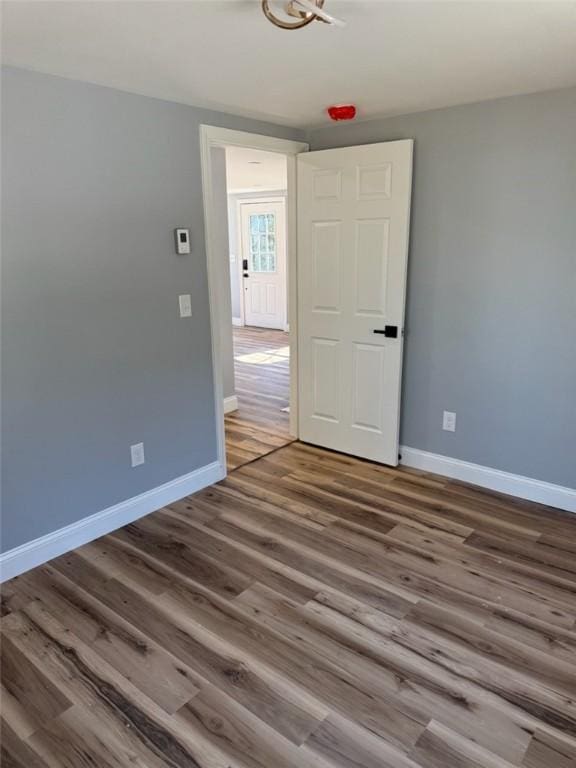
[248,213,277,273]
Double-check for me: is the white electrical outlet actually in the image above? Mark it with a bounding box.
[130,442,145,467]
[442,411,457,432]
[179,294,192,318]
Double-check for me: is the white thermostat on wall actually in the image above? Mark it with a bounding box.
[175,228,190,254]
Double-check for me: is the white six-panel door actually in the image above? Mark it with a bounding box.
[297,140,413,465]
[241,201,287,330]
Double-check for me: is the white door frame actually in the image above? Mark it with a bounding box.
[238,195,288,331]
[199,125,308,473]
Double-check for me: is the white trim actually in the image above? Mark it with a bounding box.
[0,461,224,583]
[400,446,576,514]
[232,317,243,327]
[224,395,239,414]
[235,199,246,327]
[286,154,299,438]
[201,126,308,156]
[199,125,308,469]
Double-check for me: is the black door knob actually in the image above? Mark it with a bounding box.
[373,325,398,338]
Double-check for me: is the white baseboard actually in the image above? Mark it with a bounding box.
[232,317,243,327]
[224,395,239,414]
[0,460,225,583]
[400,446,576,514]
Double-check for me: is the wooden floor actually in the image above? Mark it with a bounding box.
[2,440,576,768]
[225,326,293,471]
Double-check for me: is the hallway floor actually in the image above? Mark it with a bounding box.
[225,326,293,471]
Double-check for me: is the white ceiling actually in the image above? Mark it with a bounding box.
[2,1,576,128]
[226,147,287,194]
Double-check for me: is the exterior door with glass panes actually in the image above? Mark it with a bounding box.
[240,200,287,329]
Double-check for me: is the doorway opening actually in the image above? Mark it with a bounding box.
[201,127,412,478]
[199,126,308,477]
[226,326,291,470]
[227,147,288,332]
[224,146,291,469]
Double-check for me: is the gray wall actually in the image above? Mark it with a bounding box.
[309,87,576,488]
[2,67,574,559]
[1,66,303,552]
[228,195,242,322]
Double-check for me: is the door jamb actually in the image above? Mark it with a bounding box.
[199,125,308,474]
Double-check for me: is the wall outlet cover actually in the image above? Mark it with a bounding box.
[130,442,145,467]
[442,411,457,432]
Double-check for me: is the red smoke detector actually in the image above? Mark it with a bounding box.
[327,104,357,121]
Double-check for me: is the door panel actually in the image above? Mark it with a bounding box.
[357,163,392,199]
[297,140,413,466]
[312,222,341,313]
[240,201,286,329]
[352,342,386,432]
[354,218,389,316]
[313,169,342,200]
[312,338,340,422]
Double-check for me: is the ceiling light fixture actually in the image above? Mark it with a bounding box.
[262,0,346,30]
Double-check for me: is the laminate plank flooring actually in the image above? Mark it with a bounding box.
[225,326,293,471]
[2,440,576,767]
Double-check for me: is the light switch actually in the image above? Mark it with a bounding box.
[179,294,192,318]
